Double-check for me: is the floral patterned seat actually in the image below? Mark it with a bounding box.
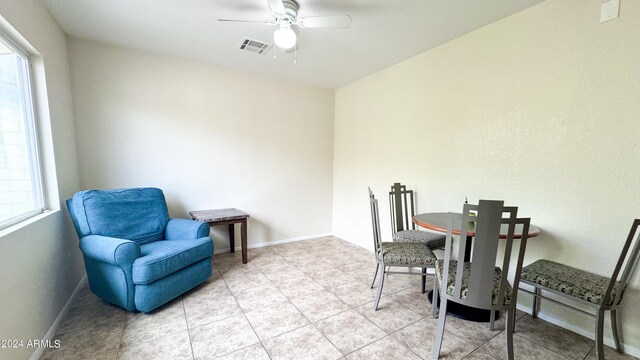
[435,260,512,305]
[393,230,446,249]
[520,259,621,306]
[380,242,436,266]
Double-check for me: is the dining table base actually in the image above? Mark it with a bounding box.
[428,290,499,322]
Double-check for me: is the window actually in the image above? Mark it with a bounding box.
[0,31,44,230]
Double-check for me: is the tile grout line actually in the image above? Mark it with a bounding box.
[236,267,279,359]
[261,249,349,358]
[220,264,272,359]
[114,316,125,360]
[182,297,196,360]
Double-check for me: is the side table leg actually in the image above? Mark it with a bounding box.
[228,224,235,253]
[241,219,248,264]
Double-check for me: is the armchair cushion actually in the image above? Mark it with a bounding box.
[132,237,213,285]
[68,188,169,244]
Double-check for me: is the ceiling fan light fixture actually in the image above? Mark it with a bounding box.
[273,23,297,49]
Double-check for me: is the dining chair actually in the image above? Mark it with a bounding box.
[519,219,640,360]
[432,200,531,360]
[369,188,437,311]
[389,182,446,249]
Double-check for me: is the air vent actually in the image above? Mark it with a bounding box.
[238,37,271,55]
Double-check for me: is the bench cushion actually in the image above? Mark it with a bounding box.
[520,259,620,306]
[393,230,446,249]
[436,260,511,305]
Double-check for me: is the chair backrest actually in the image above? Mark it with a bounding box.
[608,219,640,306]
[389,182,416,235]
[369,188,382,253]
[66,187,170,244]
[441,200,531,310]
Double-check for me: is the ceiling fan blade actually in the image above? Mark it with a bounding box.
[266,0,286,15]
[297,15,352,28]
[217,19,275,25]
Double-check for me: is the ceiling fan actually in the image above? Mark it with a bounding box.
[218,0,352,50]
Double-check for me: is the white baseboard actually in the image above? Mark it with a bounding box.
[516,304,640,358]
[30,275,87,360]
[213,233,333,254]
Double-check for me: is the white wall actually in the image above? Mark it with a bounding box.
[333,0,640,354]
[67,38,335,250]
[0,1,83,359]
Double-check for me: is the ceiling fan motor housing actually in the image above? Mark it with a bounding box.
[279,0,299,22]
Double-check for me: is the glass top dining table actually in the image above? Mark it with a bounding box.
[413,212,541,239]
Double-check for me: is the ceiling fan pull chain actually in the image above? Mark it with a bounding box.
[294,46,297,64]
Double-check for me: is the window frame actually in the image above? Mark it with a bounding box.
[0,30,46,230]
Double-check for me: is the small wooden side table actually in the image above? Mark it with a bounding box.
[189,208,250,264]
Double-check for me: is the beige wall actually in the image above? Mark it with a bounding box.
[67,38,335,250]
[0,0,83,359]
[333,0,640,354]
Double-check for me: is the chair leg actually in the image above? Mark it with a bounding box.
[595,309,605,360]
[532,286,539,318]
[373,263,386,311]
[370,263,380,289]
[432,298,448,359]
[421,267,427,294]
[611,309,623,353]
[432,277,439,319]
[489,310,496,331]
[506,308,515,360]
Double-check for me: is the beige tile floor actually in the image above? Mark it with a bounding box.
[42,236,638,360]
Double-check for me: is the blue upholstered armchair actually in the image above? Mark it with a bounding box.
[66,187,214,312]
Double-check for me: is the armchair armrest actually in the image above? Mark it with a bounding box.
[79,235,141,266]
[165,218,210,240]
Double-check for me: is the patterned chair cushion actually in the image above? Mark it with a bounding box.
[380,242,436,266]
[520,259,620,306]
[393,230,446,249]
[435,260,512,305]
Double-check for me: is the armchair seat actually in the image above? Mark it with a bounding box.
[67,187,214,312]
[133,238,213,285]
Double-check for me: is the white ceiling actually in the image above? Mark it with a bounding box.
[41,0,545,89]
